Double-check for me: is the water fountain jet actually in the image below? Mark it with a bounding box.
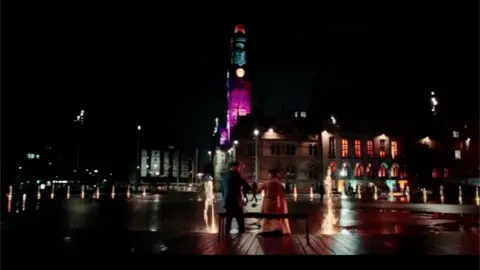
[458,186,463,205]
[95,186,100,199]
[50,185,55,199]
[405,186,410,202]
[357,185,362,199]
[66,186,71,199]
[309,186,314,201]
[142,187,147,197]
[439,185,444,203]
[293,184,297,201]
[37,186,41,200]
[475,187,479,206]
[373,185,378,201]
[80,185,85,199]
[111,186,115,199]
[22,193,26,211]
[320,167,338,234]
[7,186,12,200]
[422,188,427,203]
[126,185,131,198]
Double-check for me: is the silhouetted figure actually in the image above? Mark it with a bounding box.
[318,184,325,202]
[221,162,252,234]
[251,182,258,203]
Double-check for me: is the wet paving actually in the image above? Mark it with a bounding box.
[2,192,479,255]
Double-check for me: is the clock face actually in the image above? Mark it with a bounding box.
[236,68,245,78]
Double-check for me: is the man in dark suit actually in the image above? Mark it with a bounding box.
[221,161,252,234]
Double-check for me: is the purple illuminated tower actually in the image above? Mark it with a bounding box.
[224,24,251,143]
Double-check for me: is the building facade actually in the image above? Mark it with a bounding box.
[140,148,193,182]
[213,113,409,192]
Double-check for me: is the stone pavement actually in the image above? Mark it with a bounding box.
[2,193,479,255]
[2,229,479,255]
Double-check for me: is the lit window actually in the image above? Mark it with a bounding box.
[294,112,298,118]
[379,139,386,158]
[391,165,400,177]
[354,140,361,157]
[354,164,363,177]
[391,141,398,159]
[454,150,461,159]
[300,111,307,118]
[378,164,387,177]
[453,131,459,138]
[341,139,349,157]
[328,137,336,158]
[367,141,374,157]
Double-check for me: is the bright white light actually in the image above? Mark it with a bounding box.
[208,151,212,155]
[268,128,274,133]
[19,166,22,170]
[340,169,347,177]
[80,110,85,115]
[233,140,239,145]
[253,129,259,136]
[155,172,160,176]
[137,125,141,131]
[94,169,98,173]
[431,91,435,95]
[331,115,337,125]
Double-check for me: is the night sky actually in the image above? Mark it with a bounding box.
[4,3,478,176]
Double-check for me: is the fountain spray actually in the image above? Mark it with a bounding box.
[439,185,444,203]
[357,185,362,199]
[81,185,85,199]
[475,187,479,205]
[50,185,55,199]
[422,188,427,203]
[66,186,71,199]
[405,186,410,202]
[458,186,463,205]
[95,186,100,199]
[309,186,314,201]
[111,186,115,198]
[37,186,41,200]
[373,185,378,200]
[142,187,146,197]
[321,168,337,234]
[7,186,13,200]
[126,185,131,198]
[22,194,26,211]
[293,184,298,199]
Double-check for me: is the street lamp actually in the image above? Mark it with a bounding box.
[253,129,260,183]
[232,140,239,161]
[136,125,141,184]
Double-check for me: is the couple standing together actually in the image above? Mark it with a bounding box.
[221,161,291,235]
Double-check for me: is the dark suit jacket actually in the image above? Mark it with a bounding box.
[221,170,251,209]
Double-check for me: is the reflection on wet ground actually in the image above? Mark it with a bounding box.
[2,193,478,237]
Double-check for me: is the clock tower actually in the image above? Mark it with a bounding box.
[225,24,251,143]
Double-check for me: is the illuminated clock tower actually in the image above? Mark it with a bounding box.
[224,24,251,143]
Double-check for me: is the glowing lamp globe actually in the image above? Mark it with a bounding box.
[236,68,245,78]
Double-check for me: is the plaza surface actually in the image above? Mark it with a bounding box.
[2,192,479,255]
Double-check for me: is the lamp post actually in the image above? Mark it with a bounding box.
[233,140,239,162]
[136,125,141,184]
[253,129,259,183]
[74,110,85,180]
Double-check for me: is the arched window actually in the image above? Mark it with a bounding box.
[378,164,388,177]
[391,164,400,177]
[354,163,364,177]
